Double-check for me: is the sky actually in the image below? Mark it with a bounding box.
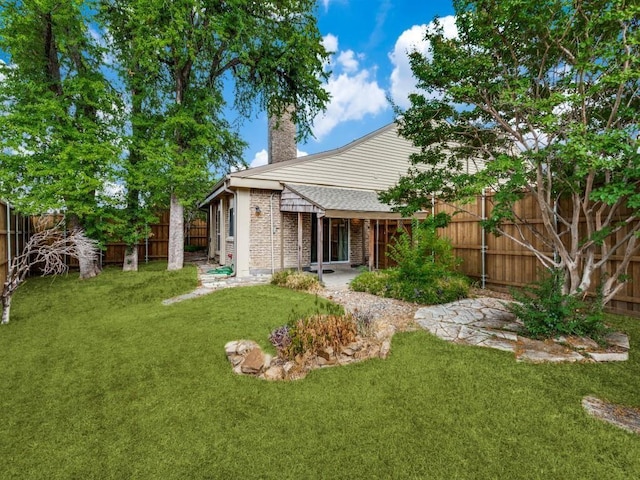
[240,0,456,169]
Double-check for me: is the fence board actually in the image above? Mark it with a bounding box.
[439,192,640,316]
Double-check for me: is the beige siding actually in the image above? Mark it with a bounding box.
[233,125,419,191]
[234,125,485,192]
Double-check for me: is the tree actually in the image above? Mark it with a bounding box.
[381,0,640,305]
[101,0,330,271]
[0,0,122,278]
[1,222,98,325]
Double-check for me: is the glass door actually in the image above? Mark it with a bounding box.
[311,215,349,263]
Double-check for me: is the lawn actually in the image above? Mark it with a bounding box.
[1,263,640,479]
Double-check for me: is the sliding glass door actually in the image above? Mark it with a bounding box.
[311,215,349,263]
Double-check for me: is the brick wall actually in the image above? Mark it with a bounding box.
[349,219,366,265]
[248,190,281,272]
[248,190,373,272]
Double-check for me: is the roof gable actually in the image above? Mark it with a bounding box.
[230,123,419,191]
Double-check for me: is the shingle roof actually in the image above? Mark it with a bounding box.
[284,183,393,213]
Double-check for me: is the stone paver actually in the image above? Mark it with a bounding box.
[162,262,270,305]
[415,297,629,363]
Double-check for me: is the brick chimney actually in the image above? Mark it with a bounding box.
[268,106,297,164]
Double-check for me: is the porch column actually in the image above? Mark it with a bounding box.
[368,220,375,270]
[297,212,303,272]
[235,189,251,277]
[317,213,324,282]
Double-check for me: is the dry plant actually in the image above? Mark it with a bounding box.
[1,221,98,325]
[282,313,358,360]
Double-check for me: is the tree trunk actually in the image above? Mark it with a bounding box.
[123,245,138,272]
[78,254,101,280]
[1,293,10,325]
[66,215,100,280]
[167,193,184,271]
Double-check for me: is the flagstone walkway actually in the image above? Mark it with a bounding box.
[414,297,629,363]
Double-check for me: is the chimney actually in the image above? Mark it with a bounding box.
[268,106,297,164]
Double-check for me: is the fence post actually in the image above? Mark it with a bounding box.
[6,203,11,267]
[481,189,487,289]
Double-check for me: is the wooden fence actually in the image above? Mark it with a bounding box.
[437,193,640,317]
[0,202,28,288]
[0,208,208,286]
[99,211,207,265]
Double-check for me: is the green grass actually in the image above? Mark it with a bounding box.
[1,262,640,479]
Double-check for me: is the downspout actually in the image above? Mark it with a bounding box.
[270,192,276,274]
[223,181,237,277]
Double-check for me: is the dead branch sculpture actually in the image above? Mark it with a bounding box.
[1,223,98,325]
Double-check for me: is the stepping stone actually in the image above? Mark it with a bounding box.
[586,351,629,362]
[480,337,517,352]
[605,332,630,350]
[517,348,585,363]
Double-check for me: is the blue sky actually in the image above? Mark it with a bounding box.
[240,0,457,168]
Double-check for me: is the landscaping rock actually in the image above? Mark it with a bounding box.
[605,332,630,350]
[586,351,629,362]
[582,396,640,435]
[241,348,266,374]
[262,365,285,381]
[414,297,630,364]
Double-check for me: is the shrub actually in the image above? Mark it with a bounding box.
[279,313,358,360]
[507,268,608,341]
[387,271,469,304]
[351,217,470,305]
[350,270,392,296]
[271,269,322,292]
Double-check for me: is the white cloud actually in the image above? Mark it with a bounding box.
[389,16,458,109]
[249,148,308,168]
[312,34,388,140]
[250,149,268,168]
[322,33,338,54]
[336,50,359,73]
[313,71,387,139]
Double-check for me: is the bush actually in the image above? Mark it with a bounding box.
[273,313,358,360]
[507,268,608,341]
[350,270,392,296]
[386,271,469,304]
[351,217,470,304]
[271,269,322,292]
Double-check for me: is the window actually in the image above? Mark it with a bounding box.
[228,206,234,237]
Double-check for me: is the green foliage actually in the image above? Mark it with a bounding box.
[385,219,469,304]
[508,269,608,341]
[381,0,640,303]
[351,220,470,304]
[387,218,460,277]
[0,0,122,243]
[270,269,322,292]
[350,270,392,296]
[100,0,330,206]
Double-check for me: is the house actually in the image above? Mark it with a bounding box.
[200,120,429,278]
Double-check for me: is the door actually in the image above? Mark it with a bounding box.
[311,215,349,263]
